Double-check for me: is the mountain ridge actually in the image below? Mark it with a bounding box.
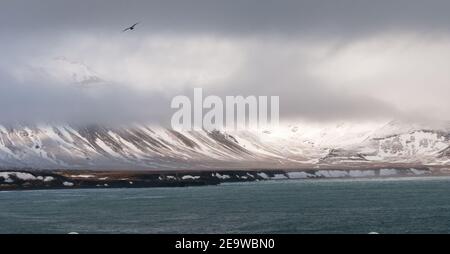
[0,121,448,170]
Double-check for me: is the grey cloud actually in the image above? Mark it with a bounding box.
[202,58,402,122]
[2,0,450,38]
[1,0,449,124]
[0,69,173,125]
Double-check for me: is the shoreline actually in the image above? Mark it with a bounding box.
[2,166,450,191]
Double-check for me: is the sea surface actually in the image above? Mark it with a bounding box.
[1,176,450,234]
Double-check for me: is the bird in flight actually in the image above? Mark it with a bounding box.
[123,22,139,32]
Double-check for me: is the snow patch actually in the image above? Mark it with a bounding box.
[181,175,200,180]
[0,172,37,182]
[287,172,311,179]
[379,169,398,176]
[316,170,348,178]
[410,168,428,175]
[348,170,376,177]
[70,174,94,178]
[63,181,74,187]
[214,173,231,179]
[257,173,269,179]
[43,176,55,182]
[271,174,288,179]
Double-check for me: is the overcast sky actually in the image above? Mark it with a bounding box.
[1,0,450,125]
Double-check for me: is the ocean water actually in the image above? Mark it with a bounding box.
[1,177,450,234]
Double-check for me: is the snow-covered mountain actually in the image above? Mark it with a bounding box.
[50,56,104,86]
[23,56,105,87]
[0,121,448,170]
[3,58,448,170]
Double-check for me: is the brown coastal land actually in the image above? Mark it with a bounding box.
[1,164,450,191]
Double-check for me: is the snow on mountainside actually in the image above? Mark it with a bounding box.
[2,58,448,170]
[0,121,448,170]
[25,56,105,87]
[50,56,104,86]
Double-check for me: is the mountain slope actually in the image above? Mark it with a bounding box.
[0,121,448,170]
[4,58,448,170]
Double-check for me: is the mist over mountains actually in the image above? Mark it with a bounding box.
[2,1,450,169]
[0,57,448,170]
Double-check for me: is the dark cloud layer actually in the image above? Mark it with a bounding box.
[2,0,450,37]
[1,0,450,125]
[0,69,171,125]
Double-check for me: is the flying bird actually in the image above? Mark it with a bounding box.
[123,22,139,32]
